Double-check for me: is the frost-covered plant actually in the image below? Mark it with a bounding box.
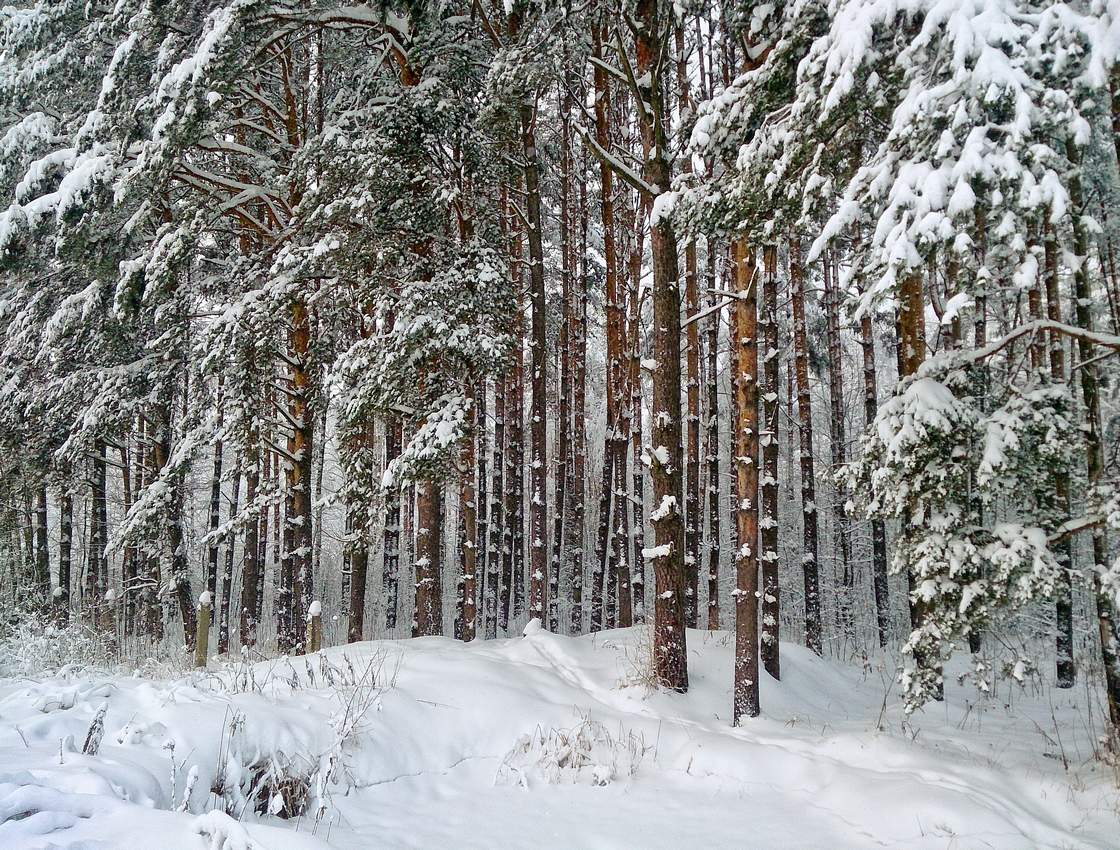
[495,718,646,788]
[0,613,118,676]
[848,356,1079,709]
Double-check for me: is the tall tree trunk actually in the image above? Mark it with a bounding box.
[676,25,701,630]
[207,390,225,603]
[152,407,196,651]
[477,385,490,636]
[860,308,890,648]
[760,245,781,676]
[630,204,648,623]
[1067,144,1120,731]
[413,481,443,637]
[502,302,524,631]
[279,297,314,652]
[458,387,479,642]
[789,240,823,656]
[898,270,942,698]
[219,461,241,655]
[823,253,852,640]
[33,483,48,604]
[552,91,574,633]
[636,0,688,691]
[705,249,722,631]
[569,156,589,635]
[239,457,262,649]
[383,418,403,632]
[1043,223,1076,688]
[487,379,505,639]
[58,489,73,622]
[732,239,761,721]
[591,21,622,634]
[86,439,107,615]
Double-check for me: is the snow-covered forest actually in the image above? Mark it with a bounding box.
[2,0,1120,847]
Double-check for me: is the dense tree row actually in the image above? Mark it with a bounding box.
[1,0,1119,738]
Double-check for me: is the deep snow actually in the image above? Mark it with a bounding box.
[1,626,1117,849]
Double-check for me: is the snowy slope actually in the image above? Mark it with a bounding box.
[1,626,1116,849]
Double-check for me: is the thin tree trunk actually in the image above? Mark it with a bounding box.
[488,379,505,639]
[732,239,761,721]
[58,489,73,622]
[86,439,107,615]
[413,481,443,636]
[458,388,479,642]
[279,297,314,652]
[383,418,402,632]
[1043,222,1076,688]
[789,240,823,656]
[860,308,890,648]
[477,384,490,636]
[760,245,781,676]
[1067,144,1120,730]
[676,25,701,630]
[569,156,589,635]
[219,460,241,655]
[898,270,942,698]
[636,0,688,691]
[823,253,852,641]
[33,483,49,604]
[239,458,262,649]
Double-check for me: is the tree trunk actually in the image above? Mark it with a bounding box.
[676,25,701,631]
[860,309,890,648]
[1067,144,1120,731]
[898,270,942,698]
[477,384,490,636]
[458,387,479,641]
[592,21,622,634]
[629,204,648,624]
[513,82,549,627]
[33,483,48,604]
[239,462,262,649]
[1043,223,1076,688]
[86,439,107,615]
[58,489,73,622]
[823,252,852,641]
[732,239,761,721]
[152,408,196,651]
[219,461,241,655]
[760,245,781,676]
[383,418,403,632]
[413,481,443,637]
[636,0,688,691]
[488,379,505,639]
[789,240,823,656]
[569,156,589,635]
[279,296,314,652]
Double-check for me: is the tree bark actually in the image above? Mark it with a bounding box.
[823,252,852,640]
[1067,143,1119,730]
[56,486,72,621]
[732,239,761,721]
[383,418,403,632]
[219,461,241,655]
[860,308,890,648]
[760,245,781,676]
[789,240,823,656]
[413,481,443,637]
[1043,222,1076,688]
[636,0,688,691]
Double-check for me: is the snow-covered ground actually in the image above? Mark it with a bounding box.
[1,625,1117,849]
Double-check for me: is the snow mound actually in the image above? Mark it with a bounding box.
[0,628,1116,848]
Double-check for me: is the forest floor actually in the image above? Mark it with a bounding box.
[1,624,1118,849]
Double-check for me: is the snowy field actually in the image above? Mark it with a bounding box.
[1,626,1118,849]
